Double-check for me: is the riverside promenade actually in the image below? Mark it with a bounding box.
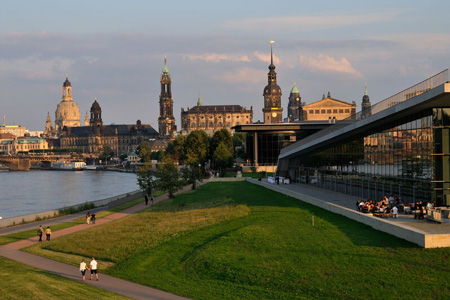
[248,178,450,248]
[0,182,208,300]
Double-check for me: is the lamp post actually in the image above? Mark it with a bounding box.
[198,163,201,181]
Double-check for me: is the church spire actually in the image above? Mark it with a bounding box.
[365,82,368,96]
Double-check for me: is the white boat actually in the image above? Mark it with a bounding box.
[51,161,86,171]
[82,165,99,170]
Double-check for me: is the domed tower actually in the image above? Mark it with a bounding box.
[361,83,372,119]
[262,41,283,123]
[288,82,302,121]
[158,57,177,138]
[54,75,81,133]
[90,97,103,134]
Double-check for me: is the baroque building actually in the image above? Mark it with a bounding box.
[158,57,177,138]
[262,41,283,124]
[60,98,158,155]
[301,92,356,122]
[55,75,81,133]
[181,96,253,136]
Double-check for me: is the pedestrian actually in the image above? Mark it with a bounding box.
[45,226,52,241]
[150,195,154,205]
[37,225,44,242]
[145,194,149,205]
[80,259,90,281]
[86,212,91,224]
[91,213,96,224]
[90,257,99,281]
[392,206,398,218]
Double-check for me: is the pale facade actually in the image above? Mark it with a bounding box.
[301,93,356,122]
[0,137,49,155]
[55,76,81,133]
[181,103,253,136]
[0,124,26,137]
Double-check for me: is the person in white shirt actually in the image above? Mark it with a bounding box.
[80,259,90,281]
[90,257,99,281]
[392,206,398,218]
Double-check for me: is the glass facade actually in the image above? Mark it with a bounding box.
[288,109,450,205]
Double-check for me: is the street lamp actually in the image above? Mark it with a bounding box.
[198,163,201,181]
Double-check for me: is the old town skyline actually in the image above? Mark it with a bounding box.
[1,0,449,131]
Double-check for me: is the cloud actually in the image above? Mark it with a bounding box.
[0,56,75,80]
[253,51,280,65]
[182,53,250,63]
[218,67,262,85]
[222,11,401,32]
[299,54,362,77]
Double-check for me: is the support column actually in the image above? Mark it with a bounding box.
[253,132,258,166]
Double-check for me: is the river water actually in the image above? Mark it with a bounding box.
[0,170,139,219]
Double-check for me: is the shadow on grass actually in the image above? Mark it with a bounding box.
[158,181,419,249]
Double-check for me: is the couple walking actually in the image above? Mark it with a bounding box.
[86,212,96,224]
[80,257,99,281]
[37,225,52,242]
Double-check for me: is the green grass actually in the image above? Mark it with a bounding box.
[0,196,147,246]
[0,257,130,300]
[224,171,274,178]
[24,182,450,299]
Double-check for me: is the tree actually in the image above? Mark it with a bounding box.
[156,158,182,198]
[137,167,158,197]
[136,141,152,163]
[166,135,187,163]
[233,132,247,159]
[181,163,201,190]
[99,145,114,164]
[211,128,233,156]
[185,130,209,165]
[150,150,165,162]
[213,141,234,177]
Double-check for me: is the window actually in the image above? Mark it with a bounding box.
[309,110,314,114]
[333,109,337,113]
[345,109,349,113]
[321,110,325,114]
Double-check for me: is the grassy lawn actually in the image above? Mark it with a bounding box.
[24,182,450,299]
[224,171,274,178]
[0,196,148,246]
[0,257,130,300]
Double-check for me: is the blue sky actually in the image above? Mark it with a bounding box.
[1,0,449,130]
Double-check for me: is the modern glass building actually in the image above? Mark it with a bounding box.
[277,70,450,206]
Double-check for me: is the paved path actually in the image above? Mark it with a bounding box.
[0,181,208,300]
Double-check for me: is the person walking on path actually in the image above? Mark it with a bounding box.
[145,194,149,205]
[80,259,90,281]
[45,226,52,241]
[91,213,96,224]
[37,225,44,242]
[151,195,154,205]
[90,257,99,281]
[86,212,91,224]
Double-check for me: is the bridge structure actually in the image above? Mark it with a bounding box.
[0,154,80,171]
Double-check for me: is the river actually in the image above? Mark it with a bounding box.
[0,170,139,219]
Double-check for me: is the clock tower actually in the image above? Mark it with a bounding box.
[158,57,177,138]
[262,41,283,123]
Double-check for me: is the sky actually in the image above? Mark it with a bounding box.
[1,0,449,131]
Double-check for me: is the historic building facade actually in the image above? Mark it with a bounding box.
[300,92,356,122]
[262,41,283,124]
[158,57,177,138]
[181,96,253,136]
[54,76,81,133]
[60,98,158,155]
[0,137,49,155]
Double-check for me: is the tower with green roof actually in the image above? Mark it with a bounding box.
[158,56,177,138]
[288,82,302,121]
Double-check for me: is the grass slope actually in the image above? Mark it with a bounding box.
[25,182,450,300]
[0,257,130,300]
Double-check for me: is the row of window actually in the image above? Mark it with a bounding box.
[308,109,350,114]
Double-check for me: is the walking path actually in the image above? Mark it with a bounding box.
[0,181,208,300]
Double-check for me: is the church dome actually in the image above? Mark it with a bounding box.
[55,101,80,127]
[91,98,101,111]
[290,83,300,95]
